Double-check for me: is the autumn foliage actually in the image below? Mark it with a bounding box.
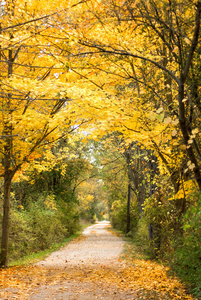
[0,0,201,297]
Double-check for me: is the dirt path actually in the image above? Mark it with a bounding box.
[0,221,195,299]
[36,221,124,269]
[29,221,136,299]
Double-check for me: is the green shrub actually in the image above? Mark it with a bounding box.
[8,210,34,260]
[171,198,201,297]
[111,200,127,232]
[57,200,80,235]
[29,206,67,251]
[5,206,68,260]
[110,199,139,234]
[130,216,152,258]
[142,193,176,259]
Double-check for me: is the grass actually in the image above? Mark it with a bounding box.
[108,226,151,261]
[106,226,125,238]
[122,237,150,261]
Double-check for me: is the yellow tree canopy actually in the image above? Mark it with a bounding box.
[58,0,201,189]
[0,0,87,180]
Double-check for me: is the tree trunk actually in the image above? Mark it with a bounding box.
[126,182,131,234]
[0,173,11,267]
[0,117,12,267]
[0,84,13,267]
[178,81,201,191]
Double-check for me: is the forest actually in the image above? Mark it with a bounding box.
[0,0,201,298]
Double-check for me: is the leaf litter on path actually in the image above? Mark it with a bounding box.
[0,221,195,299]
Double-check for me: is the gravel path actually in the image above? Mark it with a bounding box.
[36,221,124,268]
[27,221,137,299]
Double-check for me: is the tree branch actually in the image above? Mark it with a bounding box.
[76,43,180,84]
[183,1,201,81]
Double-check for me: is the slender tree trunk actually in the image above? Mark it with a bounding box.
[126,182,131,234]
[0,112,12,267]
[0,174,11,267]
[0,23,14,266]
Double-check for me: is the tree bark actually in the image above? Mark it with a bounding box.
[0,115,12,267]
[0,174,11,267]
[0,29,13,266]
[126,182,131,234]
[178,81,201,191]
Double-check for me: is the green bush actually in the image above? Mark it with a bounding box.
[57,200,80,235]
[29,206,67,251]
[110,199,139,234]
[142,193,176,259]
[134,217,149,244]
[9,210,34,260]
[171,198,201,298]
[111,200,127,232]
[6,206,68,260]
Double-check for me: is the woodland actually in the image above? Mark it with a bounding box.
[0,0,201,298]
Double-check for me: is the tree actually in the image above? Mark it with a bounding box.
[0,0,82,267]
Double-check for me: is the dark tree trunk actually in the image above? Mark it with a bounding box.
[179,81,201,191]
[126,182,131,234]
[0,174,11,267]
[0,34,14,267]
[0,117,12,267]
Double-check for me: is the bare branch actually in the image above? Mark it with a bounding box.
[183,1,201,81]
